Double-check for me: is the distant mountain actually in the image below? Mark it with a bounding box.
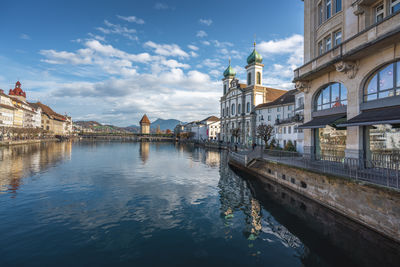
[74,121,130,133]
[150,119,185,131]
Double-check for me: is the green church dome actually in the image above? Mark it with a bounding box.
[247,42,263,65]
[223,61,236,78]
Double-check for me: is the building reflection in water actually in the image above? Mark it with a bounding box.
[139,142,150,164]
[0,141,72,196]
[225,163,400,267]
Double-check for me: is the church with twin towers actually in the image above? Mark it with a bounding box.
[220,42,287,145]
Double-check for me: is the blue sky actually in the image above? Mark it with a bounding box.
[0,0,304,126]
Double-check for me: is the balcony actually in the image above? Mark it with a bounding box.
[294,12,400,82]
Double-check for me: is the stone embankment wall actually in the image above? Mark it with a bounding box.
[229,157,400,243]
[0,138,59,146]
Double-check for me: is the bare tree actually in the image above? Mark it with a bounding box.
[257,124,274,148]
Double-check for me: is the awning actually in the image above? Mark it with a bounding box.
[337,105,400,127]
[298,113,346,129]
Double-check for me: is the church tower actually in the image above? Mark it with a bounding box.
[222,59,236,95]
[245,42,263,87]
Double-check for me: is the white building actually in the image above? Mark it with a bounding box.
[189,116,220,141]
[220,43,286,146]
[207,120,220,141]
[255,89,305,152]
[0,90,15,127]
[28,103,42,128]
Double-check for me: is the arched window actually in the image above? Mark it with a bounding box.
[257,72,261,85]
[238,104,241,114]
[364,60,400,101]
[223,84,227,95]
[315,82,347,111]
[247,102,250,113]
[231,103,235,115]
[247,73,251,85]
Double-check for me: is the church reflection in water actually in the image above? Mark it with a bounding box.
[0,141,72,196]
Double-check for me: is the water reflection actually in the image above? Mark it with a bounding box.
[0,142,398,267]
[139,142,149,163]
[0,141,72,195]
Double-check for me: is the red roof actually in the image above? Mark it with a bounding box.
[9,81,26,98]
[140,114,151,124]
[35,102,66,121]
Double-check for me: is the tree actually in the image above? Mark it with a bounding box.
[231,128,240,141]
[256,124,274,148]
[284,140,296,152]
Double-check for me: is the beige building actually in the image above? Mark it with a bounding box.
[140,114,151,134]
[295,0,400,162]
[36,102,67,135]
[220,44,287,146]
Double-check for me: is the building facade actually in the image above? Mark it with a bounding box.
[295,0,400,162]
[0,90,15,127]
[255,90,305,152]
[220,44,286,146]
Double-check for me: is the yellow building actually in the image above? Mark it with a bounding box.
[36,102,67,136]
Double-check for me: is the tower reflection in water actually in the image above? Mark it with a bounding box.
[139,142,150,164]
[0,141,72,196]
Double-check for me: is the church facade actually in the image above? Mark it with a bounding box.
[220,43,287,146]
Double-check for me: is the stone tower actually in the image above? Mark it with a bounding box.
[140,114,150,134]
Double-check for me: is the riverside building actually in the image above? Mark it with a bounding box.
[295,0,400,162]
[255,89,305,152]
[220,44,286,146]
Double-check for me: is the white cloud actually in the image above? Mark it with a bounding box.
[199,19,213,26]
[188,45,199,51]
[144,41,189,58]
[20,33,30,40]
[196,30,207,38]
[190,51,198,57]
[202,41,210,46]
[212,40,234,48]
[96,20,138,41]
[116,15,145,24]
[257,34,303,57]
[154,3,169,10]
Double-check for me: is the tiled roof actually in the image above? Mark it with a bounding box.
[35,102,66,121]
[201,115,219,122]
[140,114,151,124]
[255,89,297,109]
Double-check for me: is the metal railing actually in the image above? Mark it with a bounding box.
[260,149,399,189]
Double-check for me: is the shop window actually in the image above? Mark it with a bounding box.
[365,124,400,165]
[315,83,347,111]
[315,126,347,162]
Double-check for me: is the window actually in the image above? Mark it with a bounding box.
[257,72,261,85]
[238,104,241,114]
[376,3,384,23]
[318,41,323,56]
[268,108,271,113]
[326,0,332,19]
[325,35,331,51]
[227,107,229,116]
[288,126,291,134]
[288,105,292,111]
[316,83,348,110]
[231,104,235,115]
[364,61,400,101]
[268,115,271,121]
[223,84,227,95]
[247,72,251,85]
[277,107,281,112]
[334,31,342,46]
[318,2,323,25]
[222,109,224,117]
[391,0,400,13]
[277,114,281,120]
[246,102,250,113]
[335,0,342,13]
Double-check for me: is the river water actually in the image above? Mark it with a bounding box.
[0,141,398,266]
